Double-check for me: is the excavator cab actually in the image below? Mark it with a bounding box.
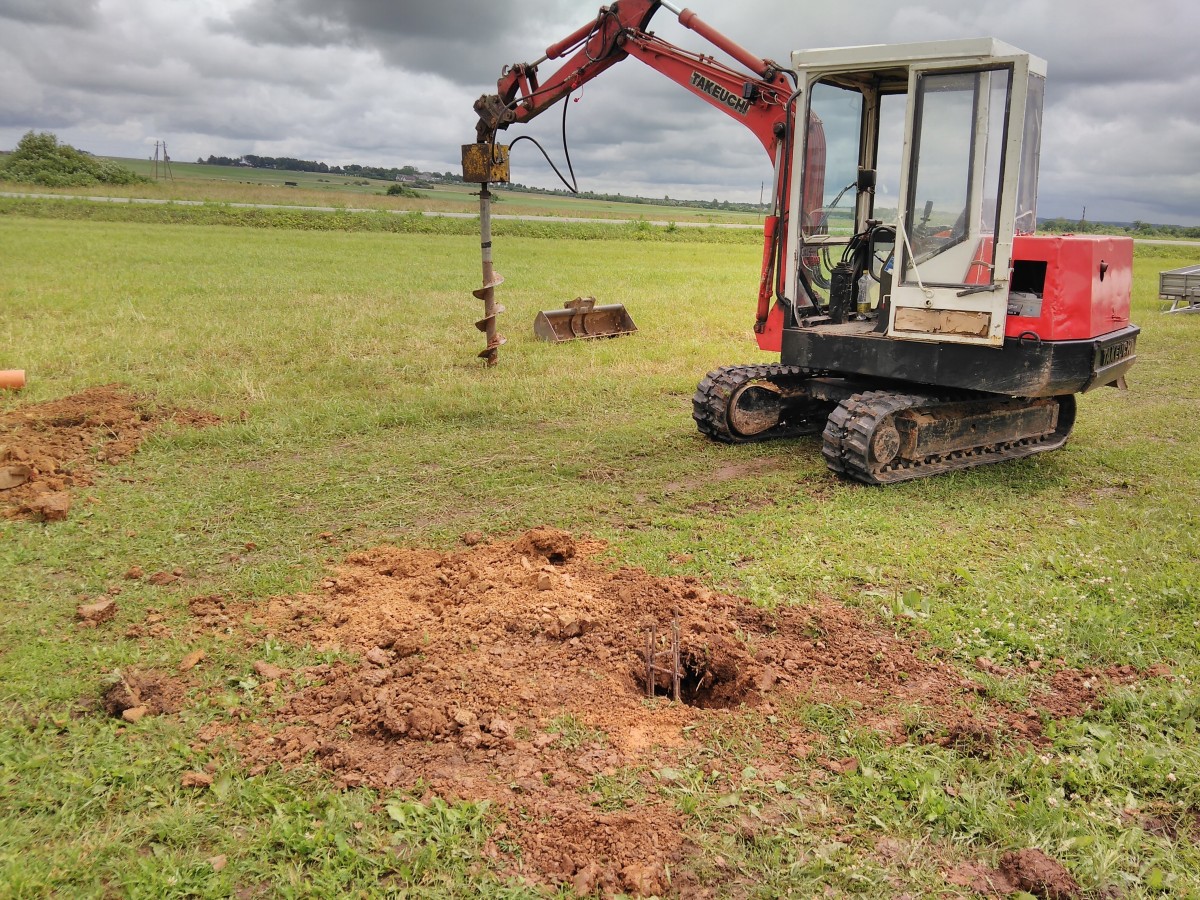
[787,39,1045,347]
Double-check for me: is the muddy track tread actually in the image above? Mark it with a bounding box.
[692,364,825,444]
[823,391,1077,485]
[822,391,926,481]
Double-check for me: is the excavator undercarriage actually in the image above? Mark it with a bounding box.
[692,365,1078,484]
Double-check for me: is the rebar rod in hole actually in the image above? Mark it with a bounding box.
[644,618,682,702]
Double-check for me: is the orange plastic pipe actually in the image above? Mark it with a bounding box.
[0,370,26,390]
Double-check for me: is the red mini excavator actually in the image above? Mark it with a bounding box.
[462,1,1139,483]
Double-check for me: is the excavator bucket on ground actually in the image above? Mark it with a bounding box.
[533,297,638,343]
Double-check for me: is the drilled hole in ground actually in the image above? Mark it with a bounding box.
[640,643,752,709]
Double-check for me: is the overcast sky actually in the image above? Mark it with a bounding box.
[1,0,1197,224]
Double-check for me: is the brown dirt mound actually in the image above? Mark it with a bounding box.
[227,527,1145,894]
[946,847,1081,899]
[999,848,1081,899]
[0,384,219,521]
[103,669,186,720]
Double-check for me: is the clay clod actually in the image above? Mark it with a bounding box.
[179,650,206,673]
[999,849,1081,899]
[102,670,184,720]
[0,465,31,491]
[253,661,288,681]
[23,491,72,522]
[514,526,576,564]
[77,598,118,624]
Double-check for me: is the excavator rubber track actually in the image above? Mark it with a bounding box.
[692,364,833,444]
[820,391,1078,485]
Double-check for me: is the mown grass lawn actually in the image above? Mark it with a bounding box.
[1,209,1199,897]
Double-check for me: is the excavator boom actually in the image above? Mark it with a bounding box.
[473,1,793,154]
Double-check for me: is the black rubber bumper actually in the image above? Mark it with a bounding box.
[780,324,1140,397]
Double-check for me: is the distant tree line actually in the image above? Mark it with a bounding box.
[198,153,463,184]
[501,182,769,213]
[1039,216,1200,240]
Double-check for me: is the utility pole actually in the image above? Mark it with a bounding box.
[153,141,174,180]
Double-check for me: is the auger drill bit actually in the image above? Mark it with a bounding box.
[461,143,511,366]
[474,183,506,366]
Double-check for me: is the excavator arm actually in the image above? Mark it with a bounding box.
[473,0,793,153]
[464,0,826,362]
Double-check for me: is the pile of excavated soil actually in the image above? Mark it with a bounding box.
[947,847,1083,899]
[229,527,1149,895]
[0,384,219,521]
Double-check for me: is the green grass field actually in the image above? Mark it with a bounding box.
[2,201,1200,897]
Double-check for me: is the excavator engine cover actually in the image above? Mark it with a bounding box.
[533,297,638,342]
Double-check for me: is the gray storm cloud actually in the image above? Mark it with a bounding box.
[1,0,1197,223]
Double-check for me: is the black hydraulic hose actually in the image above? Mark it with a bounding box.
[507,88,580,194]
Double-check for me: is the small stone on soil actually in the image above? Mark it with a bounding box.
[179,650,206,672]
[24,491,71,521]
[253,661,287,680]
[0,464,31,490]
[77,598,117,624]
[822,756,859,775]
[365,647,390,667]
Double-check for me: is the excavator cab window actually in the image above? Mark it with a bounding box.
[902,68,1011,282]
[798,80,865,297]
[1015,73,1045,234]
[795,76,905,313]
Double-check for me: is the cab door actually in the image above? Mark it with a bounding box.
[887,55,1036,347]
